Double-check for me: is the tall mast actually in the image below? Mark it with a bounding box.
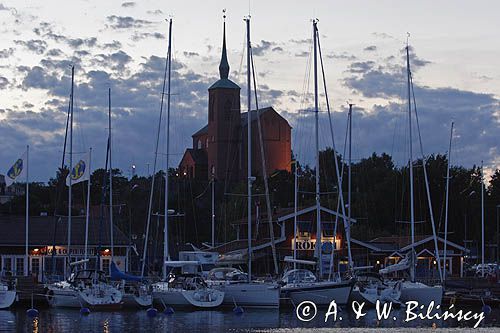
[211,175,215,247]
[406,41,415,283]
[108,88,114,268]
[67,65,74,270]
[245,15,253,283]
[481,160,485,278]
[25,145,29,276]
[312,20,322,278]
[163,18,173,280]
[347,103,353,263]
[140,19,171,278]
[293,159,298,269]
[84,147,92,270]
[443,121,454,280]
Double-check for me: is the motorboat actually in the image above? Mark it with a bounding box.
[206,267,280,308]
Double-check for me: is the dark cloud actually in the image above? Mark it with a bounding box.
[0,48,14,58]
[131,31,164,41]
[147,9,163,15]
[272,46,284,52]
[103,40,122,50]
[0,76,8,89]
[290,38,311,45]
[46,48,64,57]
[372,32,394,39]
[326,52,356,61]
[91,50,132,71]
[252,40,276,56]
[14,39,47,54]
[295,51,309,58]
[348,61,376,74]
[106,15,153,29]
[183,51,199,58]
[121,1,135,7]
[5,54,216,180]
[364,45,377,52]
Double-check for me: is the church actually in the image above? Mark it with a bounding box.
[178,21,292,181]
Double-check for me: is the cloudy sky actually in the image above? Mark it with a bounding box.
[0,0,499,182]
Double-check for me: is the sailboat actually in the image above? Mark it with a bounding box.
[279,20,355,307]
[0,280,16,309]
[379,38,443,306]
[204,14,280,309]
[144,18,224,309]
[47,71,123,310]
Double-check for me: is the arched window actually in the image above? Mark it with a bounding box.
[197,140,202,149]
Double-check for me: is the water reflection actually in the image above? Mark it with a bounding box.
[0,306,497,332]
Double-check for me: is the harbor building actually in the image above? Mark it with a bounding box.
[0,215,131,282]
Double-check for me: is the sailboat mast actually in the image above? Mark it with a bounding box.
[443,121,454,280]
[348,103,353,256]
[67,65,74,269]
[246,16,252,283]
[108,88,114,267]
[163,18,173,281]
[481,160,485,277]
[84,147,92,270]
[312,20,322,278]
[293,159,298,269]
[25,145,29,276]
[211,176,215,247]
[406,42,415,283]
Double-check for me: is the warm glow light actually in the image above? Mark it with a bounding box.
[433,260,437,265]
[376,260,380,265]
[104,249,110,253]
[33,248,39,252]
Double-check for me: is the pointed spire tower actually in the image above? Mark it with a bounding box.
[218,16,230,79]
[207,10,241,181]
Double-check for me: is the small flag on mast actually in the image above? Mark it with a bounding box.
[5,150,28,186]
[66,152,90,186]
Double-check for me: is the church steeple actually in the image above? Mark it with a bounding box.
[218,13,229,79]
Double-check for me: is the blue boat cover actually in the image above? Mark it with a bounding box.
[110,261,143,282]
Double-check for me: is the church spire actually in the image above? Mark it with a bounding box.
[219,10,229,79]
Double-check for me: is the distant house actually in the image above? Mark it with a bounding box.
[178,21,291,182]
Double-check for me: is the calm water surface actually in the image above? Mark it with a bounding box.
[0,306,498,332]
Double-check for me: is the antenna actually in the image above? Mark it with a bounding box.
[222,8,226,20]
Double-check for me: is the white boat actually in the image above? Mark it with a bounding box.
[152,272,224,309]
[350,272,402,306]
[47,270,122,310]
[398,281,443,306]
[120,281,153,308]
[206,267,280,308]
[0,281,16,309]
[280,269,354,306]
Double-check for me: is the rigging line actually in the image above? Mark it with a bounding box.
[409,62,443,283]
[316,25,353,271]
[250,45,279,275]
[141,22,171,278]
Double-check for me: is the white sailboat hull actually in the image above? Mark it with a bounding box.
[399,281,443,306]
[209,282,280,308]
[46,286,82,308]
[153,282,224,308]
[122,293,152,308]
[0,289,16,309]
[282,279,354,306]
